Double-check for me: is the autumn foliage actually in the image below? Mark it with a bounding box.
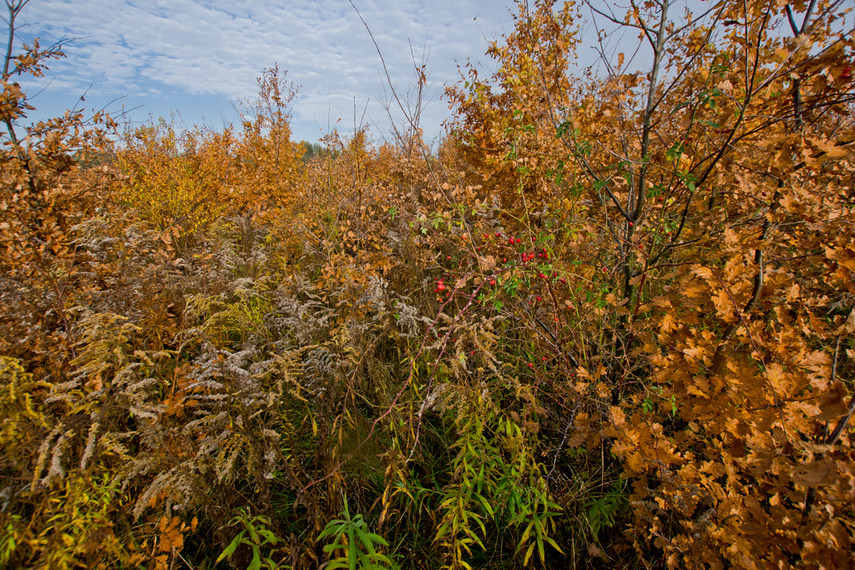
[1,0,854,568]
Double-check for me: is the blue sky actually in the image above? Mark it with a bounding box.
[15,0,521,144]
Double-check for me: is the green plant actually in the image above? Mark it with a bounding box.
[217,508,284,570]
[319,499,398,570]
[584,478,628,540]
[432,398,565,569]
[434,401,496,570]
[0,514,21,567]
[503,471,564,566]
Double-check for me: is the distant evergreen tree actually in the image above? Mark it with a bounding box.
[299,141,337,163]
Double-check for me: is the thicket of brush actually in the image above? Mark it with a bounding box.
[2,1,854,568]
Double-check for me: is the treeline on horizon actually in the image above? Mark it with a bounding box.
[1,0,854,569]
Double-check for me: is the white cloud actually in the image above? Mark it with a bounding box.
[15,0,516,142]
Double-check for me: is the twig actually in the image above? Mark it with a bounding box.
[547,399,582,480]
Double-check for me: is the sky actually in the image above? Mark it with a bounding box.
[13,0,523,145]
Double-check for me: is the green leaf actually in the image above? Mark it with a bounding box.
[216,530,246,563]
[523,542,536,566]
[259,528,280,544]
[434,523,450,541]
[360,532,389,550]
[477,493,495,518]
[249,545,261,570]
[247,521,259,544]
[520,520,534,546]
[546,536,564,554]
[319,520,347,540]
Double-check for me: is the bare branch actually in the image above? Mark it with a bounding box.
[349,0,421,140]
[3,0,29,78]
[631,0,671,222]
[628,0,658,50]
[3,0,29,144]
[785,3,800,35]
[588,2,646,31]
